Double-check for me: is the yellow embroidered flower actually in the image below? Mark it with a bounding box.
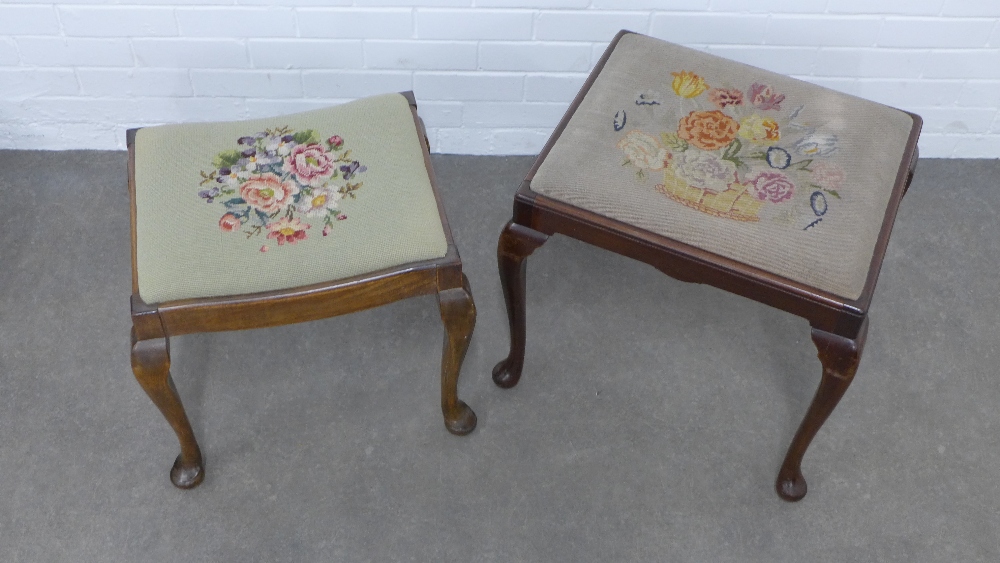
[738,115,780,145]
[671,71,708,98]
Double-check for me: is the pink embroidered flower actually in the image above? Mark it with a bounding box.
[219,213,242,232]
[708,88,744,109]
[337,214,347,221]
[328,135,344,149]
[283,143,336,187]
[322,225,331,236]
[748,83,785,111]
[266,217,310,246]
[240,173,298,214]
[811,162,844,190]
[749,171,795,203]
[260,245,269,253]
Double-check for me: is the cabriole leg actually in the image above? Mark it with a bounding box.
[131,328,204,489]
[492,220,548,389]
[437,274,478,435]
[776,319,868,501]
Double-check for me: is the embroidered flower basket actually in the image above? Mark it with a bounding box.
[656,168,762,222]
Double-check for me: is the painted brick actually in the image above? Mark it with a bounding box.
[765,16,882,47]
[246,98,353,118]
[302,70,413,98]
[357,0,464,5]
[77,68,193,97]
[434,127,494,153]
[478,0,589,7]
[992,23,1000,47]
[879,18,996,48]
[412,101,463,127]
[591,42,612,65]
[191,70,303,97]
[915,133,960,157]
[853,79,968,107]
[941,1,1000,17]
[176,7,297,38]
[952,134,1000,157]
[59,6,178,37]
[463,102,566,127]
[491,128,551,154]
[365,40,478,70]
[826,0,946,16]
[297,9,413,40]
[702,45,816,75]
[708,0,828,13]
[957,80,1000,107]
[239,0,351,5]
[0,38,20,66]
[414,72,523,101]
[250,40,365,70]
[133,97,248,123]
[0,122,118,150]
[920,50,1000,79]
[814,48,925,79]
[417,9,533,40]
[651,14,769,45]
[133,39,251,69]
[911,107,997,134]
[524,74,587,102]
[0,5,60,35]
[599,0,708,9]
[17,37,133,67]
[0,69,79,98]
[479,42,592,72]
[535,11,650,41]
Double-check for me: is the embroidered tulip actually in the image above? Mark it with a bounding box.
[747,83,785,111]
[749,171,795,203]
[708,88,743,109]
[240,173,299,214]
[218,213,242,232]
[739,115,780,145]
[266,217,310,246]
[671,71,709,98]
[677,110,740,151]
[616,130,669,170]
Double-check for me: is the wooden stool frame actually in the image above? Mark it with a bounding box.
[492,32,921,501]
[128,93,477,489]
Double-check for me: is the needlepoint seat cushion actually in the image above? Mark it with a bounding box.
[133,93,448,304]
[531,33,914,300]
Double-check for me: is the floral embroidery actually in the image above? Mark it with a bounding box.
[617,70,843,227]
[671,71,708,98]
[198,127,367,248]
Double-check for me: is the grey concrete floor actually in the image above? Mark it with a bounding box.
[0,152,998,562]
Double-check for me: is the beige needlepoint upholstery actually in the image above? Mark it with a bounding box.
[134,93,449,304]
[532,33,914,300]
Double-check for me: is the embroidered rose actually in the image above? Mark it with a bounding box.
[266,217,310,246]
[240,173,299,214]
[617,130,669,170]
[671,71,708,98]
[219,213,241,232]
[673,151,737,193]
[739,115,780,145]
[296,186,342,218]
[811,162,844,189]
[677,110,740,151]
[708,88,743,108]
[284,143,336,187]
[748,83,785,111]
[328,135,344,149]
[794,134,838,157]
[749,171,795,203]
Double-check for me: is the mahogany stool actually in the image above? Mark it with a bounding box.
[128,92,477,489]
[492,32,920,501]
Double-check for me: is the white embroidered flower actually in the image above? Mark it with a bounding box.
[295,186,342,217]
[616,130,669,171]
[672,150,737,193]
[794,134,838,157]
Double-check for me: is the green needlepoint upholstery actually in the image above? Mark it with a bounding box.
[133,93,449,304]
[531,33,914,300]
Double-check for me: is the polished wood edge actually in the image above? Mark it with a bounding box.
[401,90,417,106]
[512,186,867,336]
[126,128,138,147]
[852,112,923,310]
[524,29,635,184]
[127,141,140,294]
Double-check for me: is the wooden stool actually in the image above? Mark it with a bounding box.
[492,32,920,501]
[128,92,477,489]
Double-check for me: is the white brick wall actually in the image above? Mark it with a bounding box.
[0,1,998,157]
